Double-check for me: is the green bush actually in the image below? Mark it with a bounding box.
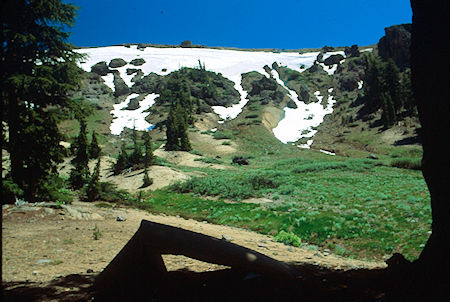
[2,179,24,204]
[390,158,422,170]
[274,230,302,247]
[213,130,233,140]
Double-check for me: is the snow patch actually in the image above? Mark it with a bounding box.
[271,70,336,145]
[102,73,115,91]
[358,80,364,89]
[319,149,336,156]
[110,93,158,135]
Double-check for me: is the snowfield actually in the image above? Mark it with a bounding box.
[110,93,158,135]
[76,45,337,143]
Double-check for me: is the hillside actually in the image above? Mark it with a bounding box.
[3,22,431,301]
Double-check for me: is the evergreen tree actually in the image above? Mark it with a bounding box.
[142,167,153,188]
[69,119,90,189]
[384,59,401,110]
[86,157,101,202]
[113,143,129,175]
[1,0,82,200]
[129,126,142,165]
[380,92,396,128]
[89,131,101,159]
[364,56,384,111]
[142,131,154,168]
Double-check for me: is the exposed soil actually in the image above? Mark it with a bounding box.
[4,202,443,302]
[2,201,385,285]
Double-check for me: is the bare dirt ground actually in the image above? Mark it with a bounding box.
[2,201,385,285]
[59,156,201,192]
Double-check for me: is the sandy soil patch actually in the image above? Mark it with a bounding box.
[59,156,195,191]
[154,147,229,170]
[2,201,386,284]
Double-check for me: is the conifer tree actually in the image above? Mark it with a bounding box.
[86,157,101,201]
[129,126,142,165]
[380,92,396,128]
[142,131,154,168]
[1,0,82,200]
[69,119,90,189]
[384,59,401,110]
[113,143,128,175]
[142,167,153,188]
[89,131,101,159]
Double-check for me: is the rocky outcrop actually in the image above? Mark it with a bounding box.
[130,58,146,66]
[344,45,360,58]
[113,73,130,97]
[131,73,164,94]
[378,24,411,69]
[91,61,109,76]
[324,54,345,66]
[126,68,139,75]
[109,58,127,68]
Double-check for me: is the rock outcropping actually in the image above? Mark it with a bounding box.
[378,24,411,69]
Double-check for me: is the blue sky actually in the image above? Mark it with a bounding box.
[67,0,412,49]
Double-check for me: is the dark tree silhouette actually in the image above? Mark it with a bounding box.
[1,0,82,200]
[411,0,449,281]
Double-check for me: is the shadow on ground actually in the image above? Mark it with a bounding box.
[3,261,446,301]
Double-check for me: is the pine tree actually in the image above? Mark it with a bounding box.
[142,167,153,188]
[142,131,154,168]
[129,126,142,165]
[113,143,128,175]
[364,56,384,111]
[384,59,401,110]
[89,131,101,159]
[69,119,90,189]
[86,157,101,202]
[380,92,396,128]
[1,0,82,200]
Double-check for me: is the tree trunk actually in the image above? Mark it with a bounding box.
[410,0,449,276]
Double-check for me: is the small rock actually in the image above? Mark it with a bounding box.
[116,215,127,221]
[257,244,266,248]
[367,153,378,160]
[323,252,329,256]
[202,221,208,224]
[32,271,39,275]
[286,246,293,252]
[221,234,232,242]
[36,259,52,264]
[87,269,94,273]
[44,208,54,215]
[314,252,323,258]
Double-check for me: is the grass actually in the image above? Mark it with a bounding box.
[193,157,223,164]
[121,152,430,261]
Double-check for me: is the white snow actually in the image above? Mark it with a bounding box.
[76,45,321,124]
[110,93,158,135]
[319,149,336,156]
[360,48,373,53]
[210,128,217,132]
[271,65,336,145]
[358,80,364,89]
[319,63,338,75]
[76,45,340,139]
[102,73,115,91]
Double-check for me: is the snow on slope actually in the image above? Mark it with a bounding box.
[76,45,337,142]
[110,93,158,135]
[270,69,336,146]
[76,45,319,120]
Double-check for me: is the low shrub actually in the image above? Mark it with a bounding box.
[274,230,302,247]
[213,130,233,140]
[390,157,422,170]
[245,113,259,119]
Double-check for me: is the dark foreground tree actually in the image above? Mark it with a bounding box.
[410,0,449,280]
[1,0,82,200]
